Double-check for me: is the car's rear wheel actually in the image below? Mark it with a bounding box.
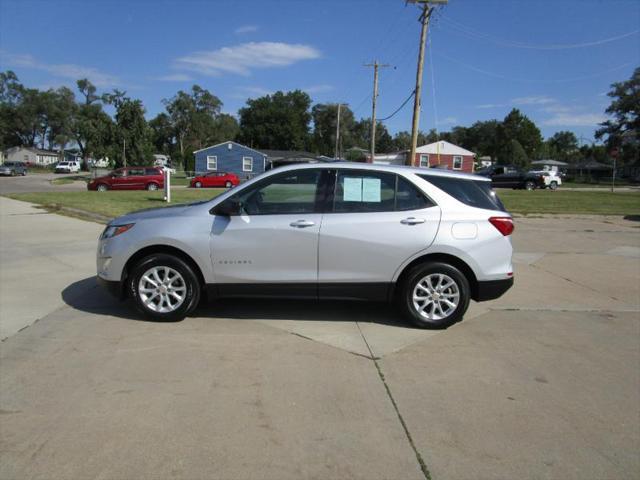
[525,181,535,191]
[225,181,232,188]
[129,254,200,322]
[399,262,470,329]
[194,181,202,188]
[549,181,558,191]
[97,184,108,192]
[146,183,159,191]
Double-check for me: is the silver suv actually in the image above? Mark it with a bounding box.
[97,163,514,328]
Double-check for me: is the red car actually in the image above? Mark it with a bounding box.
[190,172,240,189]
[88,167,165,192]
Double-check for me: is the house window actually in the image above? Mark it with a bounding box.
[419,154,429,167]
[207,156,217,170]
[453,156,463,170]
[243,156,253,172]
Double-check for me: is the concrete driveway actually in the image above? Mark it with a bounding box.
[1,197,639,479]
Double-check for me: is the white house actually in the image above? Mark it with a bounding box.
[4,146,60,165]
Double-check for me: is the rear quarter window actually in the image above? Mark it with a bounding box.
[418,175,505,212]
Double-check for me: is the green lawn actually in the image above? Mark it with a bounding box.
[6,189,225,218]
[497,190,640,215]
[4,188,639,220]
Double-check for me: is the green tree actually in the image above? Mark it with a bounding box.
[465,120,501,160]
[106,93,153,166]
[311,103,356,157]
[71,79,114,164]
[547,131,579,162]
[352,119,394,154]
[238,90,311,150]
[498,109,542,162]
[502,139,528,167]
[149,113,174,155]
[596,67,640,165]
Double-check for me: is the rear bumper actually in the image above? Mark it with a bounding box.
[97,276,125,299]
[474,277,513,302]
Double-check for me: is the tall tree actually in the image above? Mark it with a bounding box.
[238,90,311,150]
[547,131,579,162]
[352,119,393,154]
[498,109,542,163]
[596,67,640,165]
[311,103,356,157]
[106,93,153,166]
[71,79,114,164]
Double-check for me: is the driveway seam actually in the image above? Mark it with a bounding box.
[356,321,432,480]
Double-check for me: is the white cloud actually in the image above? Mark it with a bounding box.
[0,51,120,87]
[440,116,458,125]
[235,25,258,34]
[175,42,321,76]
[157,73,193,82]
[476,95,555,109]
[305,84,333,94]
[543,113,606,127]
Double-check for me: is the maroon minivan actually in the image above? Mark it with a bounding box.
[88,167,165,192]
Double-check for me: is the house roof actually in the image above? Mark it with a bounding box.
[531,159,569,166]
[574,160,613,170]
[415,141,475,157]
[260,150,320,161]
[192,141,266,156]
[5,146,60,156]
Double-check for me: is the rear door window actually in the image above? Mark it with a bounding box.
[419,175,505,211]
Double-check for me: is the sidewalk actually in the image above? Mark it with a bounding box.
[0,197,102,340]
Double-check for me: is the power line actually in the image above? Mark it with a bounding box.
[440,15,640,50]
[378,89,416,121]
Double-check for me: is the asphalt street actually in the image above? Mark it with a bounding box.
[0,196,639,479]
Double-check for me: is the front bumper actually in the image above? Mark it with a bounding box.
[474,277,514,302]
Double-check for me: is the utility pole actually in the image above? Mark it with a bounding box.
[334,103,342,159]
[123,138,127,168]
[407,0,447,166]
[365,61,389,162]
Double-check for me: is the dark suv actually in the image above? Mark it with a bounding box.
[88,167,165,191]
[476,165,545,190]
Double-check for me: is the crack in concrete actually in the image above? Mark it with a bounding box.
[355,321,432,480]
[530,263,624,303]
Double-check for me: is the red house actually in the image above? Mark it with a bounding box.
[413,141,475,173]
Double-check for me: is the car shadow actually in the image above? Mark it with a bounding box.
[62,276,408,327]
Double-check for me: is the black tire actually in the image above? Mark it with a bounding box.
[97,183,108,192]
[399,262,470,329]
[549,181,558,191]
[525,181,535,191]
[146,182,159,191]
[129,253,201,322]
[225,181,232,188]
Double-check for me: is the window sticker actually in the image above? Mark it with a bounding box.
[362,178,381,202]
[343,177,363,201]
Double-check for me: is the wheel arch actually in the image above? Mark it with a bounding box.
[392,252,480,301]
[122,244,206,294]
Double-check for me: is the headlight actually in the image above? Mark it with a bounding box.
[101,223,135,239]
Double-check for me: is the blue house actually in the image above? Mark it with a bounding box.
[193,141,267,180]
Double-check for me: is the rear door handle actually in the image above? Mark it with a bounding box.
[401,217,426,225]
[290,219,316,228]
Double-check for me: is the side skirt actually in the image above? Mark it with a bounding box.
[206,283,393,302]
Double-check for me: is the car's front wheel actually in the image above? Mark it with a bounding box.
[525,181,535,191]
[129,254,201,321]
[225,181,232,188]
[549,181,558,191]
[97,184,108,192]
[194,181,202,188]
[399,262,470,329]
[146,183,159,191]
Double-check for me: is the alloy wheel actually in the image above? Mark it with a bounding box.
[412,273,460,321]
[138,266,187,313]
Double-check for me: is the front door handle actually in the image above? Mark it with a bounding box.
[401,217,426,225]
[290,219,316,228]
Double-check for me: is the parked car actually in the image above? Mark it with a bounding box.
[190,172,240,188]
[475,164,546,190]
[87,167,165,191]
[96,163,514,329]
[0,161,27,176]
[529,170,562,190]
[55,160,81,174]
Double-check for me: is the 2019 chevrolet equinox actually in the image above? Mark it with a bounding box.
[97,163,514,329]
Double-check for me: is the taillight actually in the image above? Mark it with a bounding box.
[489,216,514,236]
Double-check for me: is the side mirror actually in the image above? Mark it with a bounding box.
[213,198,241,216]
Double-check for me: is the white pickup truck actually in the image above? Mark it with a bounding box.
[55,160,81,173]
[530,170,562,190]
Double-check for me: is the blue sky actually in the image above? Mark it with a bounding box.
[1,0,639,141]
